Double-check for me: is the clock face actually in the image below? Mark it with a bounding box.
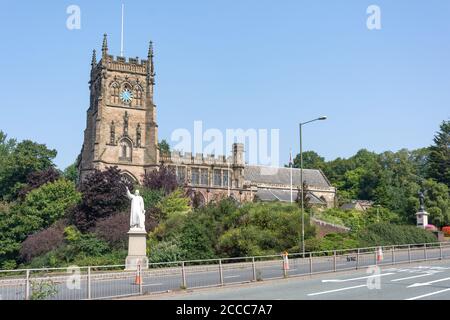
[120,89,133,104]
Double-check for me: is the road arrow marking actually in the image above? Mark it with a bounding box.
[322,273,394,283]
[406,288,450,300]
[408,276,450,288]
[391,273,438,282]
[308,285,366,296]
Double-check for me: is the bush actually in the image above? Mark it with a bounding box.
[143,165,179,195]
[20,220,66,262]
[148,240,186,263]
[17,167,61,199]
[357,223,437,247]
[70,167,132,231]
[20,179,81,231]
[93,212,158,249]
[442,226,450,236]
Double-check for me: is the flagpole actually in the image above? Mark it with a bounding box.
[120,3,124,57]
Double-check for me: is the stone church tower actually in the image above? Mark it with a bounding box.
[78,34,159,183]
[77,34,337,207]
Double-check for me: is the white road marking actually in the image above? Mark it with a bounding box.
[406,288,450,300]
[322,273,395,283]
[408,276,450,288]
[224,275,240,279]
[308,285,366,296]
[391,273,437,282]
[142,283,163,286]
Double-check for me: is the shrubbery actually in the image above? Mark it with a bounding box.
[357,223,437,247]
[70,167,132,231]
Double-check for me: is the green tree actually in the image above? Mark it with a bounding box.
[428,120,450,187]
[291,151,325,169]
[422,179,450,227]
[63,163,79,183]
[20,179,81,230]
[158,139,171,155]
[0,136,57,200]
[156,188,191,218]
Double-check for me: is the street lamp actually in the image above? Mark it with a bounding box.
[299,116,327,256]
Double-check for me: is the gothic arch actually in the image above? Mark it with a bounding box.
[120,171,138,185]
[133,84,143,107]
[110,81,120,104]
[119,137,133,162]
[194,191,206,208]
[121,82,132,91]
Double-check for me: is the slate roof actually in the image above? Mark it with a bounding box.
[255,189,327,205]
[244,165,332,188]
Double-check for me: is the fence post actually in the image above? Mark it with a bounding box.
[408,244,411,263]
[424,244,428,261]
[25,269,30,300]
[333,251,337,272]
[309,253,313,275]
[219,259,224,286]
[181,262,187,289]
[87,267,91,300]
[356,249,360,270]
[138,264,143,295]
[374,248,378,266]
[440,242,443,260]
[252,257,257,282]
[392,246,395,265]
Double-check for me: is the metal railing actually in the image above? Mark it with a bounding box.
[0,241,449,300]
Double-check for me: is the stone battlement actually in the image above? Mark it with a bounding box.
[161,151,233,166]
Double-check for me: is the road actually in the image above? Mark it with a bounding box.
[0,245,448,300]
[138,259,450,300]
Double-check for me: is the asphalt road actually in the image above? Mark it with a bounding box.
[0,245,448,300]
[142,259,450,300]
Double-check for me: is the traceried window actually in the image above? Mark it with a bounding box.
[213,169,222,186]
[200,168,208,186]
[176,166,186,184]
[134,86,143,107]
[223,170,229,187]
[111,82,120,104]
[191,168,200,186]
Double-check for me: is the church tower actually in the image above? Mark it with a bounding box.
[78,34,159,183]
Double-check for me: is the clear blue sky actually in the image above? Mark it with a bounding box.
[0,1,449,170]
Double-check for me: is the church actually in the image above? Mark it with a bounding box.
[77,35,336,207]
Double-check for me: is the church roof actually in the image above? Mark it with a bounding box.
[244,165,332,188]
[255,189,327,205]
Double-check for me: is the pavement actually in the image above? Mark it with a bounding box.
[129,259,450,300]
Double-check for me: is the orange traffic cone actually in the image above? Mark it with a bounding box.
[134,261,142,285]
[282,252,290,270]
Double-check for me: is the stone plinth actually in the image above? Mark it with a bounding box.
[416,210,429,229]
[125,229,148,270]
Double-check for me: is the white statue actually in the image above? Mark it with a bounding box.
[126,187,146,231]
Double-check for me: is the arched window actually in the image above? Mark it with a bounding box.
[110,82,119,104]
[119,138,132,162]
[134,85,143,107]
[121,172,137,185]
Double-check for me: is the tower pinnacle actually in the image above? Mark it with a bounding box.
[91,49,97,68]
[102,33,108,57]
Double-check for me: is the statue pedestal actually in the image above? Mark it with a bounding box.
[416,210,429,229]
[125,229,148,270]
